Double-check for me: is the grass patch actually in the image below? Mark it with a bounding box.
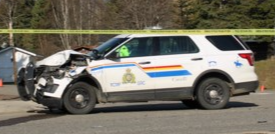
[255,59,275,90]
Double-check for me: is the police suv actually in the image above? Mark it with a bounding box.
[17,34,259,114]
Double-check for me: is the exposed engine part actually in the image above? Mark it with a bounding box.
[36,54,88,80]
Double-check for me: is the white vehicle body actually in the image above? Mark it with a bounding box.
[17,34,258,114]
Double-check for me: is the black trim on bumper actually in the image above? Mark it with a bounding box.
[233,81,259,96]
[17,68,31,101]
[38,97,62,109]
[36,91,63,109]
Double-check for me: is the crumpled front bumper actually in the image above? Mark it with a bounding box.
[17,63,72,109]
[17,72,64,108]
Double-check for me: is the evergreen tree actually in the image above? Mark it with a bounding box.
[0,0,274,56]
[174,0,198,29]
[29,0,58,55]
[26,0,50,52]
[31,0,51,28]
[175,0,275,42]
[16,0,35,50]
[13,0,35,48]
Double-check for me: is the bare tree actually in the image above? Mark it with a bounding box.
[0,0,18,46]
[49,0,105,49]
[50,0,70,49]
[105,0,174,29]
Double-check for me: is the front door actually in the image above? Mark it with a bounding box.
[101,37,157,101]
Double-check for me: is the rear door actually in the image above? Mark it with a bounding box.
[151,36,204,99]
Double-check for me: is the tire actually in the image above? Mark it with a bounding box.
[182,100,200,109]
[196,78,230,110]
[63,82,97,114]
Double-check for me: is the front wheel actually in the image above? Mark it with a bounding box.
[63,82,97,114]
[196,78,230,110]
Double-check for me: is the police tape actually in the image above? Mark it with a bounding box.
[0,29,275,35]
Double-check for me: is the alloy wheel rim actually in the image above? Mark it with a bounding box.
[69,88,90,109]
[203,84,224,105]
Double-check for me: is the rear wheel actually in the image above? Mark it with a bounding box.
[63,82,96,114]
[196,78,230,110]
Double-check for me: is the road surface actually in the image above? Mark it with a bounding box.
[0,91,275,134]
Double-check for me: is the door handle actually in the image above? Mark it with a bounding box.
[139,61,151,65]
[191,58,203,61]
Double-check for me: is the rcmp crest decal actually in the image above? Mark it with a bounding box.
[122,68,136,84]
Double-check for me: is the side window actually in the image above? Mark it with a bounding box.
[206,35,245,51]
[115,37,154,58]
[159,36,199,55]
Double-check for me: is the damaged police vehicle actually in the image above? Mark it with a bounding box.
[17,34,259,114]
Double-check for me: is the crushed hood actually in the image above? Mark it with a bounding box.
[36,50,88,67]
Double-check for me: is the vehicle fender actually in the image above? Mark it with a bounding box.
[192,69,235,94]
[67,70,107,103]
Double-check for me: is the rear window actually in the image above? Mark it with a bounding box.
[206,36,245,51]
[159,36,199,55]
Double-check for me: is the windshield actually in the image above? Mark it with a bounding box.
[88,37,129,59]
[97,37,129,55]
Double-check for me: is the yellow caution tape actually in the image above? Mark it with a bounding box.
[0,29,275,35]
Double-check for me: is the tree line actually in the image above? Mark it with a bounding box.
[0,0,274,56]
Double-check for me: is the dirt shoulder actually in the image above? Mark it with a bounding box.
[255,59,275,89]
[0,94,20,101]
[0,84,20,100]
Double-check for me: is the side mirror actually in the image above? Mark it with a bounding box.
[88,49,101,60]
